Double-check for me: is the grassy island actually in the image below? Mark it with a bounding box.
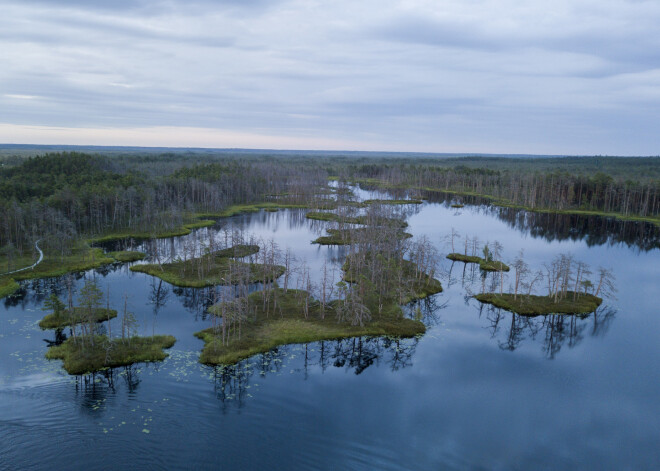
[108,251,147,262]
[305,211,408,228]
[39,307,117,330]
[363,199,423,205]
[475,292,602,316]
[0,277,20,298]
[88,219,216,243]
[214,244,260,258]
[195,289,426,366]
[313,228,413,245]
[46,335,176,375]
[342,256,443,302]
[130,246,284,287]
[447,253,510,272]
[196,202,308,219]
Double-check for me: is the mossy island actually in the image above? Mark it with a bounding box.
[0,277,20,298]
[46,335,176,375]
[130,244,284,287]
[108,251,147,262]
[313,228,413,245]
[363,199,423,205]
[472,251,613,316]
[40,281,178,375]
[475,292,602,316]
[39,307,117,330]
[195,289,426,365]
[306,211,408,228]
[213,244,259,258]
[447,253,510,272]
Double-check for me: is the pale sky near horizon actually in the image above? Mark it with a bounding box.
[1,0,659,155]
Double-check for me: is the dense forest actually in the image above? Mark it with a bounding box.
[0,151,658,263]
[344,162,659,219]
[0,153,325,256]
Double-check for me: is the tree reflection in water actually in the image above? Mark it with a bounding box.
[212,336,420,409]
[419,190,659,251]
[68,363,151,419]
[480,303,616,359]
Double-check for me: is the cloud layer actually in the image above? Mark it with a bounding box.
[1,0,659,154]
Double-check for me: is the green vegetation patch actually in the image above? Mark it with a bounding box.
[195,289,425,366]
[130,257,285,288]
[305,211,343,222]
[313,228,413,245]
[197,202,308,219]
[39,307,117,330]
[479,260,510,272]
[1,244,115,299]
[363,199,423,205]
[46,335,176,375]
[475,292,602,316]
[88,219,216,243]
[305,211,408,228]
[446,253,510,272]
[11,246,115,283]
[342,255,443,302]
[0,277,20,298]
[108,251,146,262]
[214,244,260,258]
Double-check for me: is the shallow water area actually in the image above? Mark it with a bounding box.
[1,188,659,470]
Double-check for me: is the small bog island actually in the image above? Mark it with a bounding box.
[39,282,176,375]
[472,251,612,316]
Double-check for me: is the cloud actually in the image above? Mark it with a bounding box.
[0,0,658,154]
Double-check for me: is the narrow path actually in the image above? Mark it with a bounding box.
[0,240,43,276]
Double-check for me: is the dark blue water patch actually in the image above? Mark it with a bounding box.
[1,200,659,470]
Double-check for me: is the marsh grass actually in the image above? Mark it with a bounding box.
[0,277,19,298]
[46,335,176,375]
[39,307,118,330]
[475,292,602,316]
[108,251,146,262]
[313,229,413,245]
[195,289,425,365]
[130,257,284,288]
[446,253,510,272]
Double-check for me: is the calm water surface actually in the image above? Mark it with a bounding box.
[1,190,659,470]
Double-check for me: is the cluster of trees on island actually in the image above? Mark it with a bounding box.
[38,277,175,375]
[445,228,615,316]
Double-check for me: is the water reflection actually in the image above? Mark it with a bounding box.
[212,336,420,409]
[479,303,617,359]
[419,189,659,251]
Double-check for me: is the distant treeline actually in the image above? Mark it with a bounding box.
[0,153,325,254]
[343,162,659,219]
[0,152,658,257]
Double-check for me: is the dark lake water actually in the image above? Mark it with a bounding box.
[1,188,659,470]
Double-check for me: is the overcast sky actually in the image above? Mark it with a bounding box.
[1,0,659,154]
